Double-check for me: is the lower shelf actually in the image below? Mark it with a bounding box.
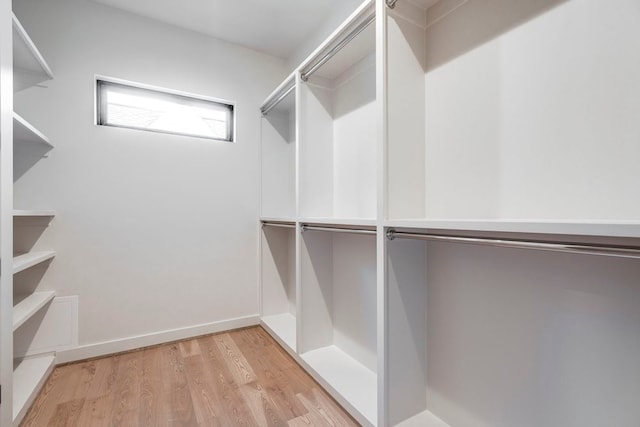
[395,410,450,427]
[261,313,296,352]
[301,345,377,426]
[13,354,56,425]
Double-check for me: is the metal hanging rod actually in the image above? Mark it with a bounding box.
[301,13,375,82]
[386,229,640,259]
[261,83,295,116]
[301,225,376,235]
[386,0,399,9]
[262,221,296,229]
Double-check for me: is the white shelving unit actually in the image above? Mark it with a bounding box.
[1,9,56,426]
[258,0,640,426]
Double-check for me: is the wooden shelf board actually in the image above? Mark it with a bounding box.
[13,354,56,425]
[13,209,55,217]
[261,313,296,352]
[14,112,53,148]
[385,219,640,239]
[13,291,56,331]
[13,251,56,274]
[13,13,53,92]
[395,409,450,427]
[301,345,377,426]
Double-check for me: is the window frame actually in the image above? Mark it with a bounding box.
[95,76,236,143]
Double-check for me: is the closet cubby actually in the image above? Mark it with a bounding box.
[260,75,296,220]
[299,226,378,426]
[385,1,640,238]
[260,222,297,352]
[298,9,377,221]
[386,228,640,426]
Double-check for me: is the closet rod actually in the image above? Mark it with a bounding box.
[261,84,295,116]
[386,230,640,259]
[301,225,376,235]
[300,13,375,82]
[262,222,296,229]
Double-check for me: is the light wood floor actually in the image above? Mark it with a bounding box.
[21,326,360,426]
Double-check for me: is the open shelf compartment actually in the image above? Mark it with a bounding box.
[13,13,53,92]
[13,291,55,331]
[299,226,377,425]
[260,75,296,219]
[386,226,640,426]
[13,354,56,425]
[298,4,377,221]
[260,221,297,352]
[385,1,640,236]
[13,251,56,274]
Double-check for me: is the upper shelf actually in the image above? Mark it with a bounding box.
[385,219,640,239]
[13,13,53,92]
[14,113,53,149]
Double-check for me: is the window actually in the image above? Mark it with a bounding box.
[96,79,234,142]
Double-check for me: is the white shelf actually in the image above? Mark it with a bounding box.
[302,346,377,426]
[261,313,296,352]
[260,217,296,225]
[13,354,56,425]
[395,410,450,427]
[385,219,640,239]
[13,13,53,92]
[13,210,55,217]
[13,291,55,331]
[13,251,56,274]
[13,113,53,149]
[301,217,377,228]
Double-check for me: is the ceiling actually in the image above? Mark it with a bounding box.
[92,0,360,59]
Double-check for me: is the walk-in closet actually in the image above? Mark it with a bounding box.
[1,0,639,426]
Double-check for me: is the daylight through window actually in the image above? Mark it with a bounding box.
[96,79,234,142]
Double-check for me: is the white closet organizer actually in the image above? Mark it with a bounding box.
[298,8,377,221]
[260,221,297,352]
[1,10,56,426]
[260,0,640,426]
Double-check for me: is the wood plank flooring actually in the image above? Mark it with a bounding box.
[21,327,360,426]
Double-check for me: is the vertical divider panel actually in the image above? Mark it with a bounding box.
[0,1,14,423]
[386,3,426,220]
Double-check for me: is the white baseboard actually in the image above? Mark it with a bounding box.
[55,314,260,364]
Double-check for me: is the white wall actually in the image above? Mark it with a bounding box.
[13,0,286,351]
